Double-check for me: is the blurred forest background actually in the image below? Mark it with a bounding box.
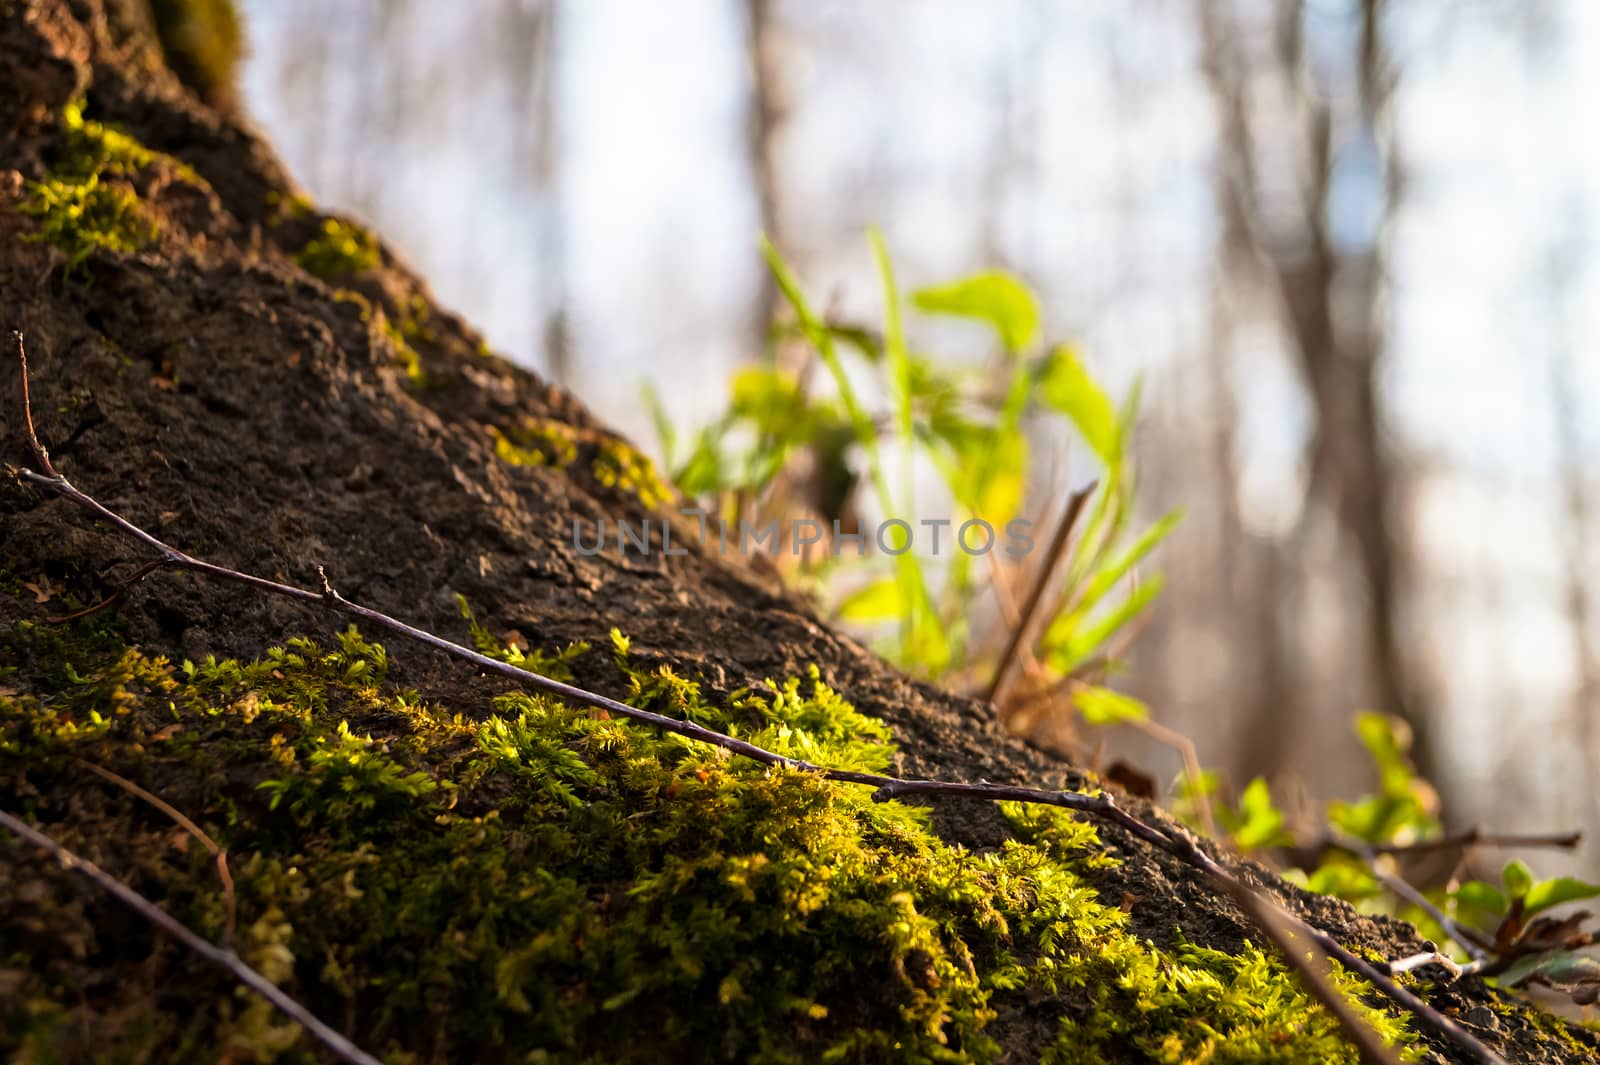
[235,0,1598,874]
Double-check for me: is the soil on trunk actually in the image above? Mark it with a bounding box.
[1,2,1595,1063]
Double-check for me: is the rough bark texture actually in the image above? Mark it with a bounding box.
[0,3,1595,1063]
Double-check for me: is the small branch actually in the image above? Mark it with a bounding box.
[1125,712,1219,841]
[0,808,383,1065]
[1331,831,1494,960]
[77,758,236,942]
[984,481,1096,706]
[46,559,169,625]
[15,330,59,478]
[1387,950,1485,980]
[1369,828,1582,857]
[9,334,1505,1065]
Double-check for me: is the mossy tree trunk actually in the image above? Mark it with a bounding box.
[1,3,1595,1063]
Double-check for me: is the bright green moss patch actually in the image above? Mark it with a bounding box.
[21,176,153,275]
[379,294,437,385]
[0,605,1413,1063]
[295,218,380,278]
[493,417,581,468]
[19,103,188,274]
[493,417,674,509]
[594,437,675,509]
[380,318,425,385]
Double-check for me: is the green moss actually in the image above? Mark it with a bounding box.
[0,599,1416,1063]
[493,418,580,468]
[19,103,189,275]
[1488,992,1596,1058]
[147,0,244,109]
[265,190,315,225]
[380,319,426,386]
[296,218,380,279]
[493,418,674,509]
[21,175,153,275]
[594,438,674,509]
[378,294,438,386]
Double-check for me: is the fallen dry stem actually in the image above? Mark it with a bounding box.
[77,757,237,942]
[984,480,1095,706]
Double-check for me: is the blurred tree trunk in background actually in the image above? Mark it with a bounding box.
[744,0,785,355]
[1547,235,1600,827]
[1197,0,1439,792]
[511,0,570,387]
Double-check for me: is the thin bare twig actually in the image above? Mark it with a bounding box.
[1125,712,1219,841]
[8,332,1505,1065]
[1370,828,1582,857]
[1331,831,1494,960]
[1388,949,1483,980]
[46,559,169,624]
[985,481,1096,706]
[76,758,236,942]
[0,808,383,1065]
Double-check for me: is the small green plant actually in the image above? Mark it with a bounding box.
[1180,713,1600,1007]
[456,594,588,681]
[651,235,1182,737]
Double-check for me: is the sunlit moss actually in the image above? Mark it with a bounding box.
[492,418,580,467]
[492,417,674,509]
[594,437,674,509]
[295,218,380,279]
[0,594,1417,1063]
[21,176,154,275]
[380,318,425,386]
[18,103,195,275]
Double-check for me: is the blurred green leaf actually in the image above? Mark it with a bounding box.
[729,366,805,428]
[1451,880,1509,917]
[1499,950,1600,991]
[1042,574,1164,676]
[1171,768,1220,833]
[945,427,1026,525]
[1354,712,1416,796]
[912,269,1040,353]
[674,436,725,496]
[1037,345,1119,463]
[835,577,903,623]
[641,383,677,469]
[1525,876,1600,918]
[1329,712,1439,845]
[870,230,916,454]
[1068,509,1184,622]
[1228,777,1293,850]
[1072,685,1149,726]
[1305,858,1382,903]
